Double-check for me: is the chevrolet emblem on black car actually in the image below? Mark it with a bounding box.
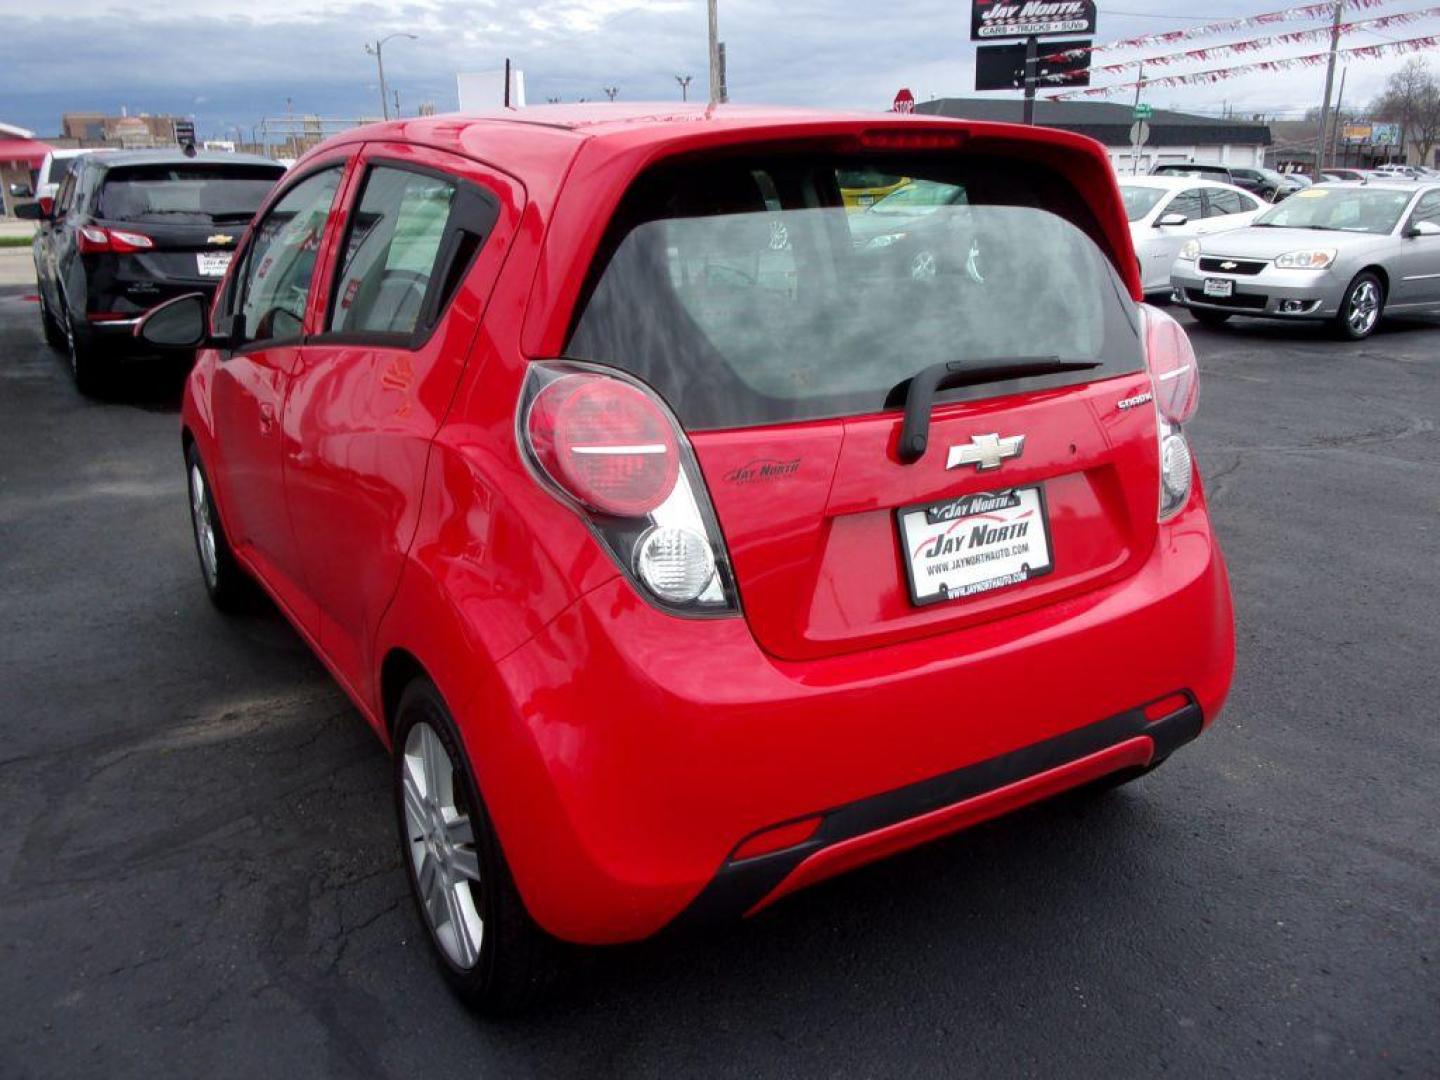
[946,433,1025,471]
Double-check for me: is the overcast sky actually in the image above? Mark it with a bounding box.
[2,0,1437,139]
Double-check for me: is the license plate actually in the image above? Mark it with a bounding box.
[897,486,1054,607]
[197,252,232,277]
[1203,277,1233,298]
[857,195,875,206]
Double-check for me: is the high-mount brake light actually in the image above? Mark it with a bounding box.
[1140,305,1200,520]
[518,362,740,616]
[856,130,964,151]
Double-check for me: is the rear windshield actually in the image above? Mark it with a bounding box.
[566,154,1141,430]
[99,164,283,225]
[1153,165,1225,178]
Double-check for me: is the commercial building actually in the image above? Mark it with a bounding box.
[0,122,52,217]
[915,98,1272,173]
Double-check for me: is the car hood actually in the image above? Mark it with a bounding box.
[1201,226,1391,259]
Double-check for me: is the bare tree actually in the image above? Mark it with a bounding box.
[1370,58,1439,164]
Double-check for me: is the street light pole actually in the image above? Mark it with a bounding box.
[365,33,418,121]
[707,0,721,105]
[603,86,619,101]
[676,74,692,102]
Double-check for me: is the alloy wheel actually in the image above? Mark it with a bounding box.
[1347,280,1380,336]
[188,464,219,588]
[401,721,484,969]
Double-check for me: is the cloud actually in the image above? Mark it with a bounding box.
[0,0,1435,138]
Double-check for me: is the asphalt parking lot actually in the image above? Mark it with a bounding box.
[0,252,1436,1079]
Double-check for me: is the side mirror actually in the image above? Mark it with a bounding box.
[12,201,44,221]
[1406,220,1440,238]
[1156,212,1188,227]
[135,293,211,349]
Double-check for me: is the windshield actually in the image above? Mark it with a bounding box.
[1119,185,1168,221]
[1153,166,1223,179]
[566,155,1141,430]
[1255,186,1414,234]
[99,164,283,224]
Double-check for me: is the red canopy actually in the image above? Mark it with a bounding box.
[0,138,53,167]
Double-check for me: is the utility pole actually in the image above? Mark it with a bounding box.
[603,86,619,101]
[365,33,418,121]
[676,74,692,102]
[1313,0,1344,179]
[1330,66,1347,170]
[707,0,721,105]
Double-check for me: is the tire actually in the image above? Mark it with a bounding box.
[393,679,566,1014]
[60,303,106,397]
[184,444,253,612]
[1191,309,1232,328]
[1334,271,1384,341]
[38,291,66,349]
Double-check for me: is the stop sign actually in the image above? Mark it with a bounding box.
[893,87,916,114]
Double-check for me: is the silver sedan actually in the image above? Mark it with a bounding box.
[1170,181,1440,339]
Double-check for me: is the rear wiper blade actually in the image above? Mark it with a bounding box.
[893,357,1101,464]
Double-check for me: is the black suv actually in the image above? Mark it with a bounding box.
[18,150,284,393]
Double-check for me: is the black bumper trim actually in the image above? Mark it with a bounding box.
[666,695,1204,932]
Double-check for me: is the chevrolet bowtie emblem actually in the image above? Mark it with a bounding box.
[207,234,234,245]
[946,433,1026,471]
[1219,260,1238,270]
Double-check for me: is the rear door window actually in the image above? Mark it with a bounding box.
[327,165,472,337]
[98,164,283,225]
[566,155,1141,430]
[1166,189,1205,222]
[1204,189,1246,216]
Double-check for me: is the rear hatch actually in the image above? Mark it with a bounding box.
[565,148,1158,662]
[91,161,282,300]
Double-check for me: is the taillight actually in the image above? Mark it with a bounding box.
[1140,304,1200,520]
[1141,304,1199,424]
[526,375,679,517]
[76,226,153,254]
[519,362,739,615]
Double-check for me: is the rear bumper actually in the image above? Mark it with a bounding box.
[469,498,1234,945]
[671,697,1201,929]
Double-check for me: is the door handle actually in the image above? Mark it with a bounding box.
[259,402,276,431]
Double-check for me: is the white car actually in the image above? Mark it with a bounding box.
[1121,175,1267,295]
[34,149,107,204]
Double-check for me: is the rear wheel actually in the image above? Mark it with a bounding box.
[1190,309,1231,328]
[61,304,105,397]
[1335,271,1384,341]
[393,679,565,1014]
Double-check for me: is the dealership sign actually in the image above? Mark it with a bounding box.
[971,0,1097,40]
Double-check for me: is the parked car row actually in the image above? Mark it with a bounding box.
[1148,162,1306,203]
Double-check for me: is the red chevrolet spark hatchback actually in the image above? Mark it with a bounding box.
[139,105,1234,1011]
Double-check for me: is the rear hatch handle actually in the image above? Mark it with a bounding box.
[893,357,1101,464]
